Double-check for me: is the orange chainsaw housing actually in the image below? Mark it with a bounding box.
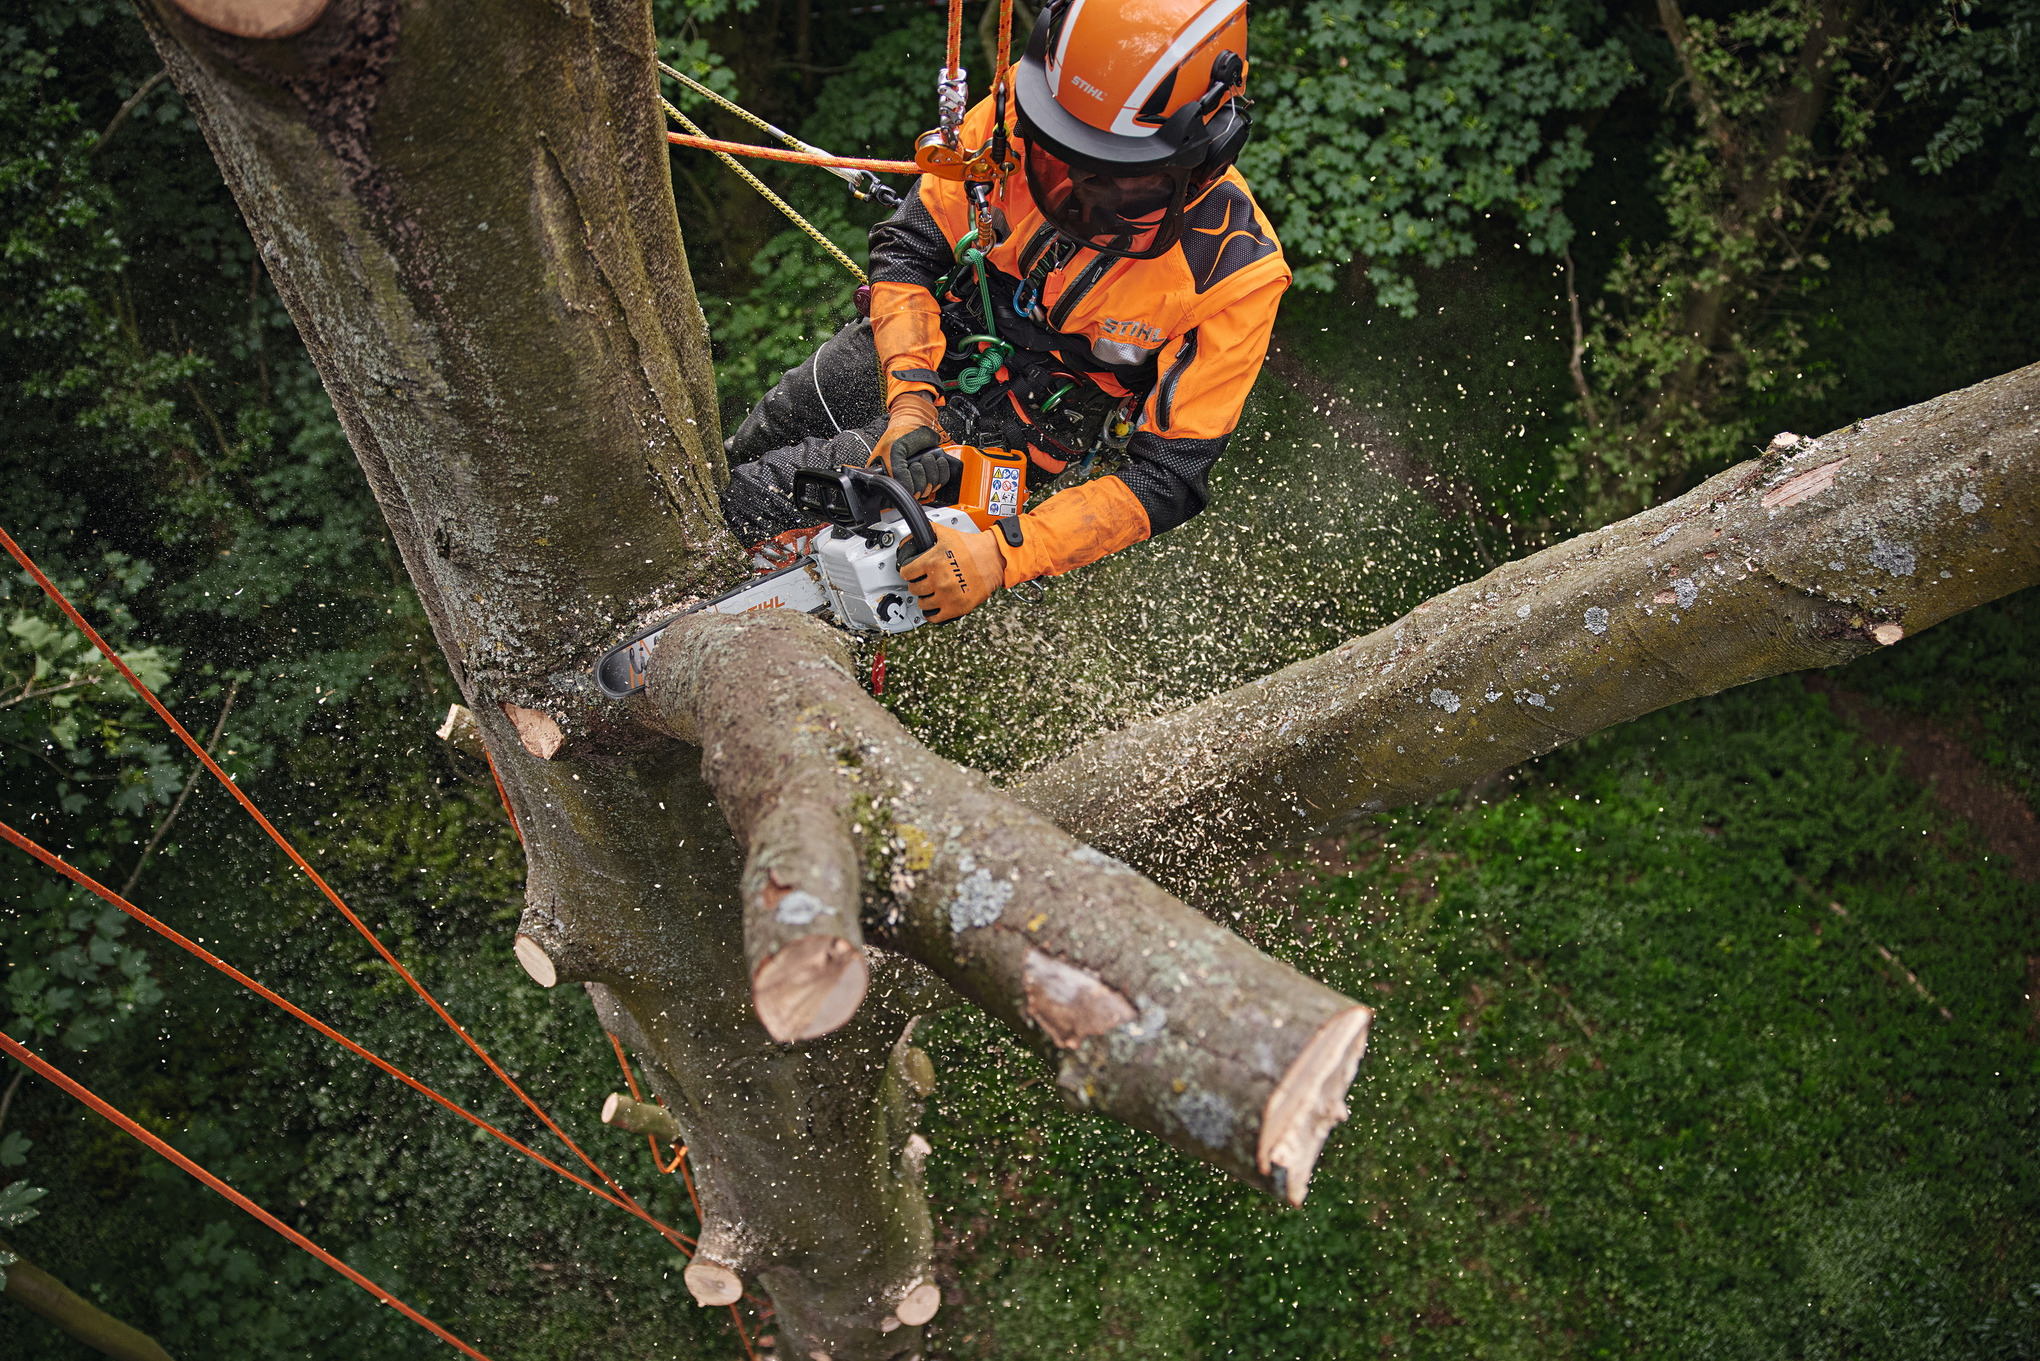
[944,442,1029,529]
[748,443,1026,572]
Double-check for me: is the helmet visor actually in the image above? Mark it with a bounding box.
[1025,139,1193,260]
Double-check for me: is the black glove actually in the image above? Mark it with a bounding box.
[884,426,952,500]
[867,394,950,501]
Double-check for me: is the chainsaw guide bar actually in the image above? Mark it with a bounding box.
[593,457,1017,699]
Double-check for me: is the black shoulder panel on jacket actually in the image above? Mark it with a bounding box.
[868,184,952,289]
[1116,430,1229,536]
[1178,182,1277,295]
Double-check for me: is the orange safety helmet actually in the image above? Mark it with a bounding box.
[1014,0,1253,259]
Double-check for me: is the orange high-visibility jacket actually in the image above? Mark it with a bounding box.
[867,96,1290,562]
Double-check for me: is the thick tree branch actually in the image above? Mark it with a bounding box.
[646,612,1374,1206]
[0,1241,175,1361]
[1014,363,2040,876]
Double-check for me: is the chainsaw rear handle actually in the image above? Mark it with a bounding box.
[791,467,939,559]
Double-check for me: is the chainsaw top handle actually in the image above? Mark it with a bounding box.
[791,466,940,559]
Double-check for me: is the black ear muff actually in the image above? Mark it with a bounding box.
[1193,102,1252,192]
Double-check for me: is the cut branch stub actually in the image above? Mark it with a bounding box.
[892,837,1373,1205]
[167,0,329,39]
[512,934,556,988]
[683,1260,744,1307]
[434,703,486,760]
[649,614,873,1042]
[645,610,1373,1202]
[601,1092,682,1142]
[745,806,869,1043]
[502,703,564,761]
[894,1282,941,1326]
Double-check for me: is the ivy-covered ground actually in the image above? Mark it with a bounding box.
[915,589,2040,1360]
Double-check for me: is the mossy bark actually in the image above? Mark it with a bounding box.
[1015,364,2040,879]
[140,2,933,1354]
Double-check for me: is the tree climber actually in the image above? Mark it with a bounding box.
[720,0,1290,622]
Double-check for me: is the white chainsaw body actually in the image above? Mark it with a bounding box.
[593,504,980,698]
[809,505,978,634]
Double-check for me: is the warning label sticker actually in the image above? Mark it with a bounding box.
[989,466,1021,518]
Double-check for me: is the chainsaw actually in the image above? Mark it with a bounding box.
[594,443,1029,698]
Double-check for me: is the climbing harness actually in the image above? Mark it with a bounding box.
[940,224,1014,394]
[658,0,1133,472]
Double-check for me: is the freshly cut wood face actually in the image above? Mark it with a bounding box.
[1761,455,1848,509]
[512,934,556,988]
[501,703,564,760]
[753,937,868,1041]
[895,1281,941,1325]
[169,0,330,39]
[1257,1006,1373,1207]
[683,1260,743,1307]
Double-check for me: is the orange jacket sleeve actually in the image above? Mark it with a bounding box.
[996,476,1153,585]
[868,282,946,406]
[866,106,996,407]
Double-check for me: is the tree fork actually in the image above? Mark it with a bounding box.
[1015,364,2040,878]
[646,611,1374,1205]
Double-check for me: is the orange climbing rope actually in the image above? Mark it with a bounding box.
[945,0,965,75]
[0,1031,496,1360]
[663,131,916,174]
[484,749,523,844]
[0,818,691,1249]
[0,526,692,1254]
[994,0,1015,101]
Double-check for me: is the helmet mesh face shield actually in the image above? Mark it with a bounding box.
[1023,143,1196,259]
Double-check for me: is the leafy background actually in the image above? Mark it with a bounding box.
[1,0,2035,1356]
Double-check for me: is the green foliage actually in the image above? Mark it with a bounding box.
[1903,0,2040,175]
[1241,0,1634,305]
[3,559,172,1074]
[920,669,2040,1356]
[692,14,943,420]
[4,557,180,816]
[701,202,865,422]
[0,1179,48,1291]
[800,12,947,159]
[1561,0,1901,522]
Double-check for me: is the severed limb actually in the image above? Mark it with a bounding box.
[646,612,1373,1206]
[1014,363,2040,878]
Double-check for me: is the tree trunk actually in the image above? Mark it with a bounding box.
[139,2,943,1354]
[1014,365,2040,880]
